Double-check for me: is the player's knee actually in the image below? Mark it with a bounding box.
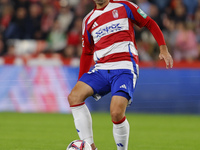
[67,92,73,106]
[68,91,81,106]
[110,110,124,122]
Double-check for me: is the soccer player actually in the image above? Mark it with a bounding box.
[68,0,173,150]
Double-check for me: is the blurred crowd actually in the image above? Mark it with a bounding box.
[0,0,200,62]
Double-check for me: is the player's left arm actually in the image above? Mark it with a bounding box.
[126,2,173,68]
[145,19,173,69]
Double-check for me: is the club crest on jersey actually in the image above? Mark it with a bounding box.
[112,9,119,19]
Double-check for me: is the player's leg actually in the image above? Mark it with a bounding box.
[110,69,137,150]
[68,81,94,106]
[110,95,129,150]
[68,81,97,150]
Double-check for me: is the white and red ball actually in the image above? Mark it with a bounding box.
[67,140,92,150]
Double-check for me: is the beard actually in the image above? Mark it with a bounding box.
[93,0,107,5]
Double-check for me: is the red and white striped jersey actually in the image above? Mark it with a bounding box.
[82,0,150,76]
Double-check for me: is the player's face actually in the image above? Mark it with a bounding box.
[93,0,108,5]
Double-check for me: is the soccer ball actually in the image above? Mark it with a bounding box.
[66,140,92,150]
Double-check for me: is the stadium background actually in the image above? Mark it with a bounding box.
[0,1,200,150]
[0,0,200,114]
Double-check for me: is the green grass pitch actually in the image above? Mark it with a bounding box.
[0,112,200,150]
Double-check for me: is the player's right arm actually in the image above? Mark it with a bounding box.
[78,16,94,80]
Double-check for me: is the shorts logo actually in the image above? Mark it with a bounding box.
[95,23,122,38]
[137,8,147,19]
[112,9,119,19]
[120,84,127,89]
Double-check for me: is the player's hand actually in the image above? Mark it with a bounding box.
[159,45,173,69]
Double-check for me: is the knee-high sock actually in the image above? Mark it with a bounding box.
[70,103,94,145]
[113,117,130,150]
